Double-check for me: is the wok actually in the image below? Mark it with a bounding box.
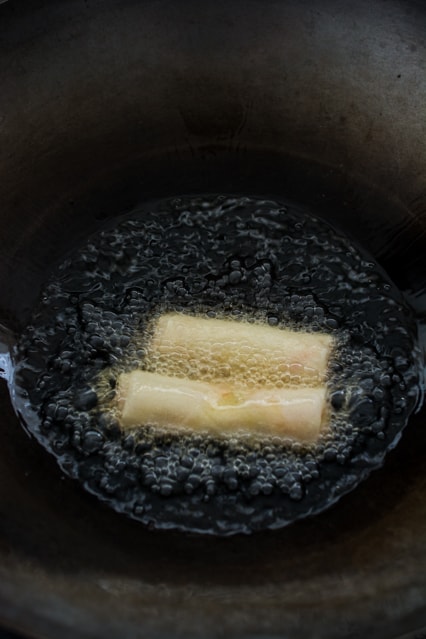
[0,0,426,637]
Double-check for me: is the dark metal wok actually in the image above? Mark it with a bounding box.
[0,0,426,637]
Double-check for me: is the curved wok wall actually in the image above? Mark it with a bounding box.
[0,1,425,638]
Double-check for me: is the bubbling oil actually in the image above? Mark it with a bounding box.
[11,195,423,534]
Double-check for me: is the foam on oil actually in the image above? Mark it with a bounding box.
[9,195,423,534]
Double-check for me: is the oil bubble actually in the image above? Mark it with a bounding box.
[9,194,423,535]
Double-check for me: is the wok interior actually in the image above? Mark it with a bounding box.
[0,0,426,637]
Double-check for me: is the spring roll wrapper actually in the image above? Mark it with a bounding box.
[118,371,328,442]
[146,313,333,385]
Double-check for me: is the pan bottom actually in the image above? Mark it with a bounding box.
[8,194,423,534]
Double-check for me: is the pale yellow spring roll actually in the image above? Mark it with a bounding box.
[145,313,333,386]
[118,370,328,442]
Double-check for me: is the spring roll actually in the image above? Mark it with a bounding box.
[145,313,333,385]
[118,370,328,442]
